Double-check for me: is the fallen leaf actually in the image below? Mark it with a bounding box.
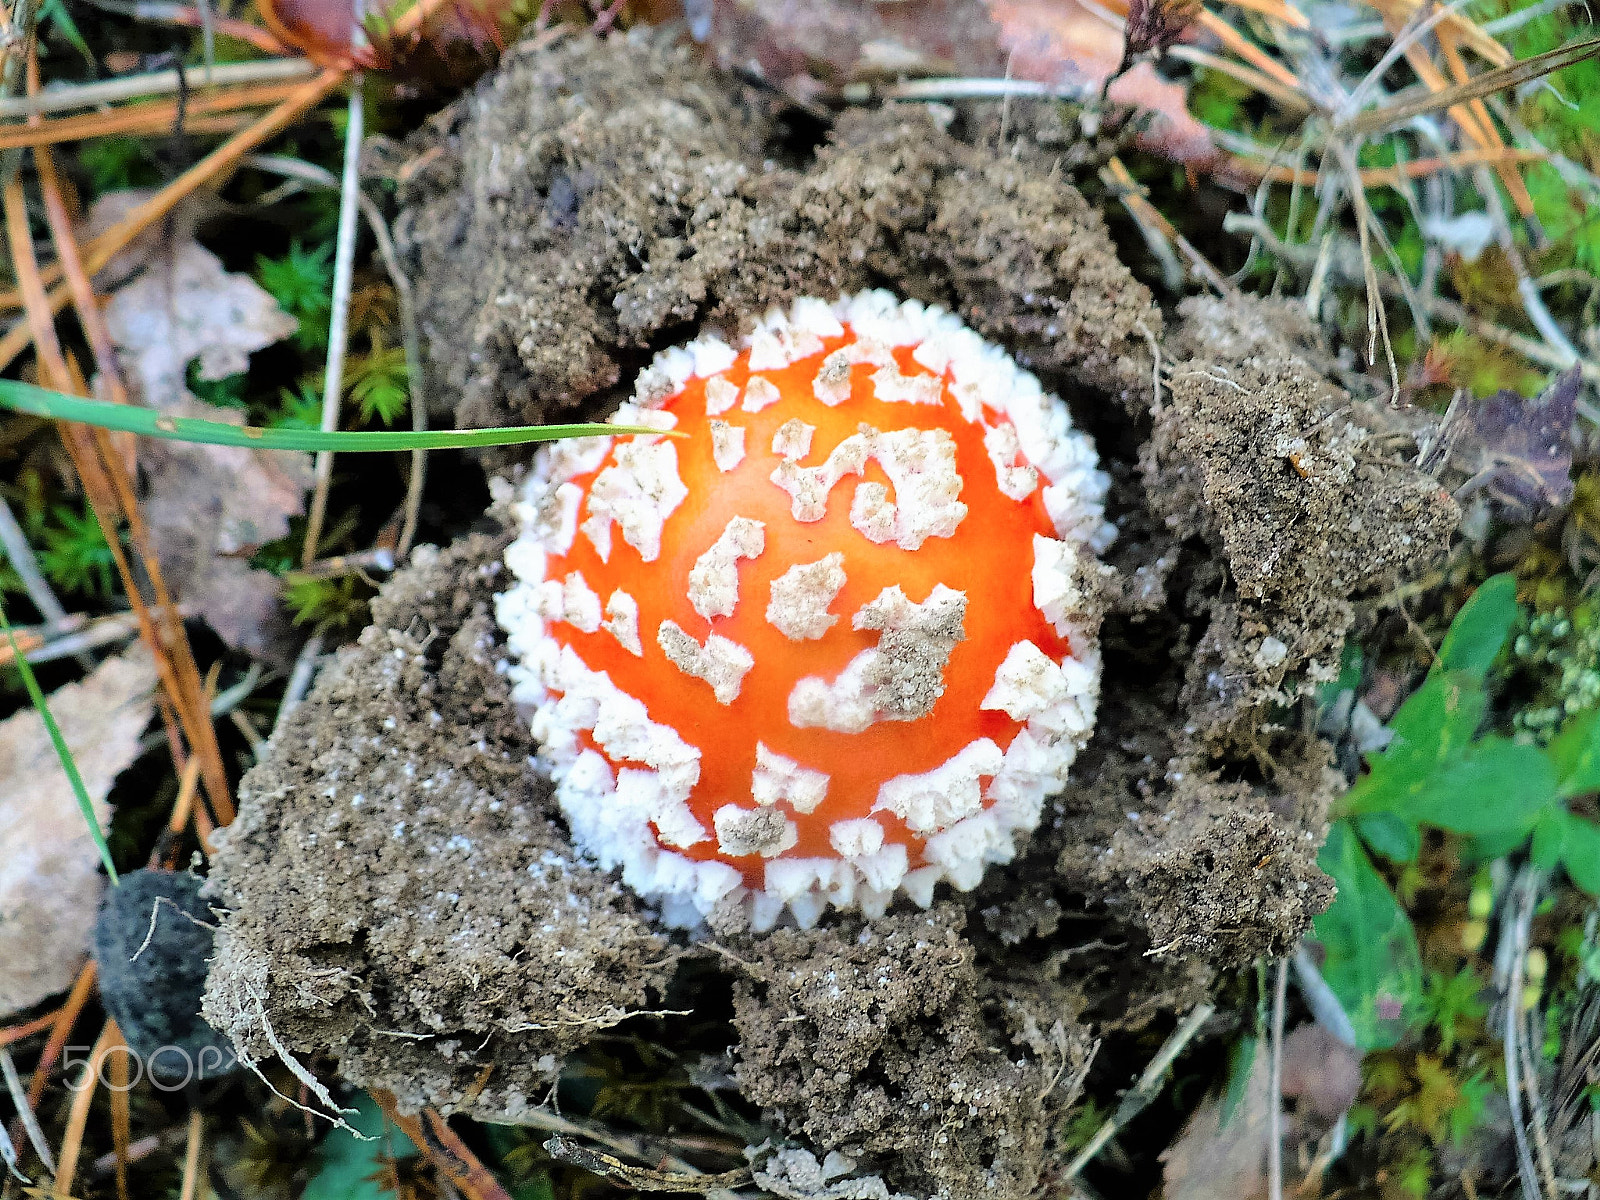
[1162,1023,1362,1199]
[137,399,313,663]
[105,234,298,409]
[0,646,157,1019]
[704,0,1217,164]
[1161,1047,1272,1200]
[1448,366,1577,519]
[1280,1022,1363,1121]
[101,213,312,662]
[988,0,1216,164]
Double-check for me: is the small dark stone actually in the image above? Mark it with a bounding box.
[93,869,237,1084]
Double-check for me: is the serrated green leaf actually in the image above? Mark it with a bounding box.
[1434,573,1519,677]
[1313,820,1423,1050]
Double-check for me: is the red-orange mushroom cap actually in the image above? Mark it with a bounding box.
[496,292,1111,931]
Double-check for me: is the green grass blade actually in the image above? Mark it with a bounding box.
[0,597,120,885]
[0,379,673,452]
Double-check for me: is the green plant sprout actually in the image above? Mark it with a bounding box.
[256,241,336,352]
[1316,573,1600,1049]
[37,501,116,598]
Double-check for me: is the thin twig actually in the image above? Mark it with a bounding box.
[11,610,144,667]
[0,56,314,117]
[544,1136,752,1192]
[0,1047,52,1176]
[51,1022,112,1197]
[0,79,311,151]
[1521,1005,1560,1199]
[301,70,366,568]
[287,547,395,581]
[23,962,94,1110]
[1222,211,1600,384]
[1473,163,1579,364]
[1504,865,1546,1200]
[1063,1001,1216,1178]
[11,152,236,829]
[1292,946,1358,1047]
[0,1118,24,1184]
[243,153,428,558]
[0,66,345,374]
[1268,958,1288,1200]
[369,1096,516,1200]
[275,633,324,732]
[0,492,65,625]
[1103,157,1234,293]
[177,1108,202,1200]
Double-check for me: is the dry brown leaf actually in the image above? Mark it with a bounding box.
[101,211,312,662]
[1161,1025,1361,1199]
[0,647,158,1019]
[988,0,1217,164]
[705,0,1216,164]
[1162,1049,1273,1200]
[104,233,298,409]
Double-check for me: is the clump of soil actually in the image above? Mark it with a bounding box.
[206,30,1458,1200]
[203,533,675,1118]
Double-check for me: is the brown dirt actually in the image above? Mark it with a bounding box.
[203,533,675,1120]
[206,31,1458,1200]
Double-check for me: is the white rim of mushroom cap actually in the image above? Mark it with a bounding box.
[495,291,1113,932]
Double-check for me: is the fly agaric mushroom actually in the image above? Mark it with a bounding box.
[496,291,1111,931]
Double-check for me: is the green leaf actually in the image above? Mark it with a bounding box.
[1355,812,1420,863]
[1469,826,1532,860]
[1389,737,1556,835]
[1434,573,1519,677]
[302,1093,416,1200]
[0,378,663,453]
[1219,1036,1258,1127]
[0,597,118,884]
[1552,707,1600,798]
[1560,812,1600,894]
[255,241,333,352]
[1345,673,1487,815]
[1531,809,1567,869]
[1313,820,1423,1050]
